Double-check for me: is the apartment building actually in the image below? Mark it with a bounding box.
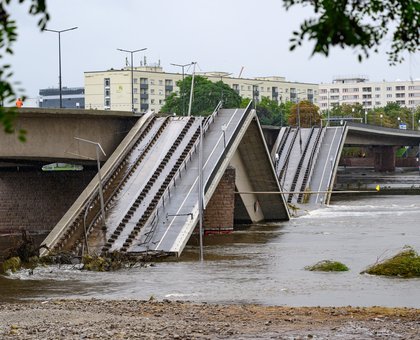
[39,87,85,109]
[84,64,318,113]
[318,76,420,111]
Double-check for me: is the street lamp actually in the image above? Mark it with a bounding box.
[117,47,147,113]
[296,91,306,154]
[380,114,383,127]
[171,62,193,116]
[364,109,368,124]
[74,137,107,230]
[219,72,232,106]
[44,26,78,108]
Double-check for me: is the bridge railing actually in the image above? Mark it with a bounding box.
[137,102,223,247]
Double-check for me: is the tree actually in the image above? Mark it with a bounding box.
[0,0,49,141]
[284,0,420,64]
[161,75,242,116]
[288,100,321,127]
[256,97,288,126]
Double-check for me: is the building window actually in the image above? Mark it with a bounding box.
[133,78,138,84]
[140,78,148,85]
[396,86,405,91]
[387,94,392,98]
[151,99,155,104]
[134,88,138,94]
[386,86,392,91]
[159,90,163,96]
[151,89,155,95]
[165,79,173,86]
[159,99,164,105]
[375,87,381,91]
[104,78,110,87]
[105,89,110,97]
[362,87,372,92]
[159,80,163,86]
[396,93,405,98]
[150,79,155,85]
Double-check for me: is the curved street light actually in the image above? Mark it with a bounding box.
[117,47,147,113]
[44,26,78,108]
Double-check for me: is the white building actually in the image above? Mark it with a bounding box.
[84,64,318,113]
[318,76,420,111]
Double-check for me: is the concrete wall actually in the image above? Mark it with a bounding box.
[0,108,137,163]
[203,167,236,233]
[0,169,96,236]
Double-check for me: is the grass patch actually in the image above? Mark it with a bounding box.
[305,260,349,272]
[361,246,420,278]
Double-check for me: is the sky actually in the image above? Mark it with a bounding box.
[7,0,420,100]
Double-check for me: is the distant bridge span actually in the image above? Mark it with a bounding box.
[345,122,420,146]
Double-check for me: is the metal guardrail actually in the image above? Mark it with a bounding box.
[136,102,223,248]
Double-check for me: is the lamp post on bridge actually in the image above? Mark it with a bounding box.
[74,137,107,230]
[44,26,78,109]
[170,62,193,116]
[117,47,147,113]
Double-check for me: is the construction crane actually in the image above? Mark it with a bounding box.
[238,66,244,78]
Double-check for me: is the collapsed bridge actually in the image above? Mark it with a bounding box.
[40,104,289,257]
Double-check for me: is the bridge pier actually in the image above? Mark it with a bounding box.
[0,168,96,256]
[203,167,236,234]
[373,146,396,172]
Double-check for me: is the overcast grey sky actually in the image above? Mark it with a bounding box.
[8,0,420,98]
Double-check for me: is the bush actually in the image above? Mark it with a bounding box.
[2,257,22,273]
[305,260,349,272]
[361,246,420,278]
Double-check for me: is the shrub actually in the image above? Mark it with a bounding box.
[305,260,349,272]
[362,246,420,278]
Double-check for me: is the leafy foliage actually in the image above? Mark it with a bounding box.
[305,260,349,272]
[362,246,420,278]
[0,0,49,141]
[284,0,420,64]
[324,102,420,129]
[256,97,287,126]
[288,100,321,127]
[161,75,242,116]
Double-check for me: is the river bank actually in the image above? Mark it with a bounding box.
[1,299,419,339]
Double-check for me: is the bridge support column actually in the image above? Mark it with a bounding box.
[373,146,396,172]
[203,166,236,234]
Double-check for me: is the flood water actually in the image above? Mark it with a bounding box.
[1,194,420,307]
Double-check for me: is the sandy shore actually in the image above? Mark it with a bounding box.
[0,299,419,339]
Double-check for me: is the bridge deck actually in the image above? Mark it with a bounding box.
[41,106,289,257]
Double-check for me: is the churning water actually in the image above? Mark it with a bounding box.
[1,195,420,307]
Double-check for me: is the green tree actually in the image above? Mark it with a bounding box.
[161,75,242,116]
[256,96,287,126]
[0,0,49,141]
[288,100,321,127]
[284,0,420,64]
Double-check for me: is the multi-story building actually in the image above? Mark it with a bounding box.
[39,87,85,109]
[84,64,318,113]
[318,76,420,111]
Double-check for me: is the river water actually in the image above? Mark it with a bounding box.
[1,194,419,307]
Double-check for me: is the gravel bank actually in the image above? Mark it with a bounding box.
[0,299,419,339]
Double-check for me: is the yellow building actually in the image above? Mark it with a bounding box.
[85,64,318,113]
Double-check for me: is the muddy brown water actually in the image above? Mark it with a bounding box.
[1,195,420,307]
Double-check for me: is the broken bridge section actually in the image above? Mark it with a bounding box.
[41,105,289,258]
[272,126,346,205]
